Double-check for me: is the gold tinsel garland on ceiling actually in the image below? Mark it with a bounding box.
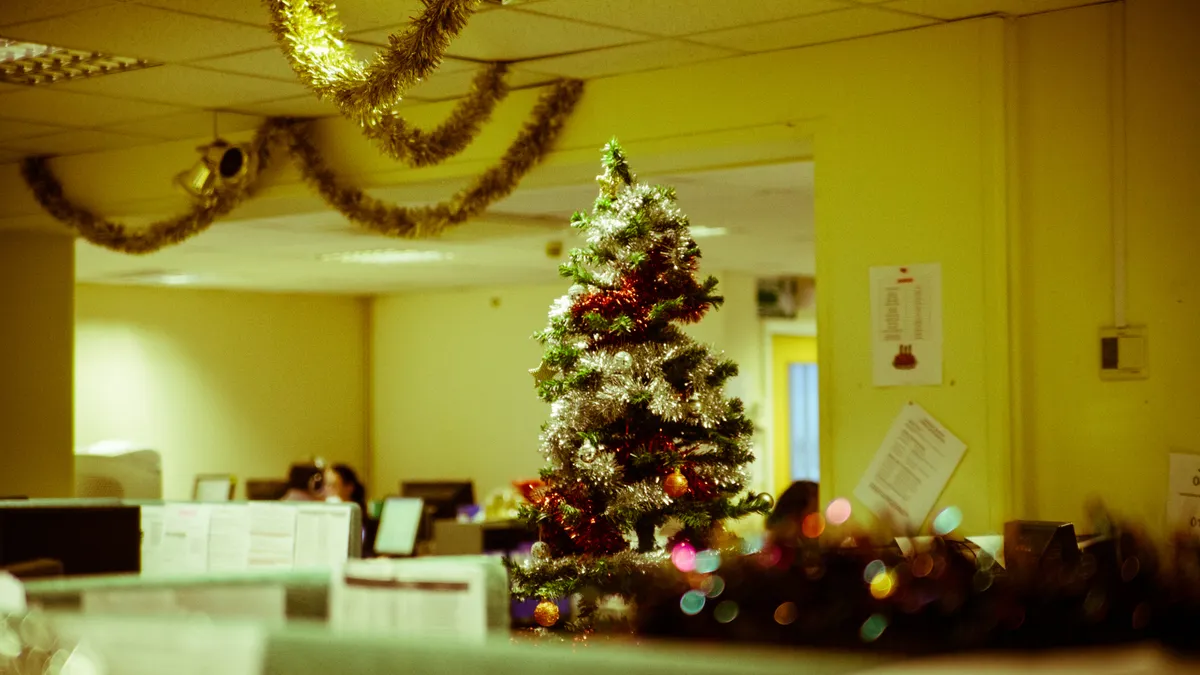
[265,0,516,168]
[366,61,510,167]
[18,80,584,253]
[281,78,584,238]
[264,0,478,125]
[18,124,287,255]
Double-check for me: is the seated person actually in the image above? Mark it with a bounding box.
[281,462,324,501]
[322,464,377,557]
[766,480,819,549]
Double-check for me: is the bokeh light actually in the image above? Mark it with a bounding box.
[703,575,726,598]
[774,602,798,625]
[1132,602,1151,630]
[1122,556,1141,582]
[801,513,826,539]
[932,506,963,536]
[860,614,889,642]
[912,553,934,578]
[672,542,697,572]
[694,549,721,574]
[759,544,783,568]
[863,559,887,584]
[972,569,994,593]
[740,533,765,555]
[869,570,896,599]
[680,590,706,616]
[826,498,853,525]
[713,601,739,624]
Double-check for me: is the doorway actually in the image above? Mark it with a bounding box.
[771,333,818,496]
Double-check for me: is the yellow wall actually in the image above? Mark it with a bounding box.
[1016,0,1200,529]
[772,335,818,496]
[75,285,368,499]
[0,231,74,497]
[370,284,561,502]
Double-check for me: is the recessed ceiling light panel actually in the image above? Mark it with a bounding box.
[0,37,161,86]
[320,249,454,265]
[690,226,729,238]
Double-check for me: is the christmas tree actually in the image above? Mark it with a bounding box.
[510,141,773,630]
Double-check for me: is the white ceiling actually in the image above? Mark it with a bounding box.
[75,161,817,294]
[0,0,1103,293]
[0,0,1104,156]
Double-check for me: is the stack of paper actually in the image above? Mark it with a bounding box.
[329,556,509,643]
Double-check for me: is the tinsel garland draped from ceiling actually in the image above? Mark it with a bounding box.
[264,0,478,124]
[18,79,583,254]
[265,0,516,166]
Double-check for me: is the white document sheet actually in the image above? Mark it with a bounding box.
[1167,452,1200,538]
[854,402,968,531]
[159,504,212,575]
[331,557,508,643]
[207,504,252,572]
[293,505,352,569]
[139,506,166,575]
[248,503,297,569]
[870,263,943,387]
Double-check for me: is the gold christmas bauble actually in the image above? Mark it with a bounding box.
[534,600,561,627]
[664,470,689,499]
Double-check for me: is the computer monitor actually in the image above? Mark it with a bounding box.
[245,479,289,501]
[193,474,235,502]
[0,503,140,575]
[374,498,425,557]
[400,481,475,521]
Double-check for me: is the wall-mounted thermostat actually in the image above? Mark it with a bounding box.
[1099,325,1148,380]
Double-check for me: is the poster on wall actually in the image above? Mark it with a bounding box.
[870,263,943,387]
[1167,452,1200,540]
[853,402,967,531]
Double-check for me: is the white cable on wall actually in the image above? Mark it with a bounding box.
[1110,1,1129,328]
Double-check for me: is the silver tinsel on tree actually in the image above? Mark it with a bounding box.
[510,141,773,629]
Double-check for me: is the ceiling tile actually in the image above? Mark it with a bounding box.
[0,0,115,27]
[513,39,736,79]
[55,65,307,107]
[522,0,846,37]
[407,66,557,101]
[3,129,159,155]
[881,0,1097,19]
[0,117,67,142]
[0,88,186,126]
[353,9,645,61]
[689,7,935,52]
[2,4,275,62]
[229,95,342,118]
[102,110,264,140]
[138,0,427,31]
[187,43,471,83]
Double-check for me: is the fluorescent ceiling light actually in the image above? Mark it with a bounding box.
[320,249,453,264]
[157,273,198,286]
[0,37,160,86]
[691,226,728,238]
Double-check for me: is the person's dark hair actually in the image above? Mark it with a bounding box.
[287,463,324,494]
[766,480,819,529]
[331,464,367,515]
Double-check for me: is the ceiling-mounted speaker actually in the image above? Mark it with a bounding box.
[206,141,248,181]
[175,139,253,199]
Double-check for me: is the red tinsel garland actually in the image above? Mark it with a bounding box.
[570,250,711,340]
[537,482,627,556]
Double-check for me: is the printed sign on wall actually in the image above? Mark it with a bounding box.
[870,263,943,387]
